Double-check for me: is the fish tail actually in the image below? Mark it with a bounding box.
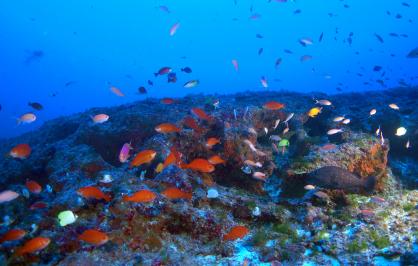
[364,176,377,192]
[181,68,184,72]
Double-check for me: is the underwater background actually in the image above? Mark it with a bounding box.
[0,0,418,138]
[0,1,417,266]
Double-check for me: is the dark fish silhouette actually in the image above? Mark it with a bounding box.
[374,33,384,43]
[407,47,418,58]
[181,67,192,73]
[25,50,44,64]
[28,102,43,110]
[318,32,323,42]
[307,166,376,193]
[258,48,263,55]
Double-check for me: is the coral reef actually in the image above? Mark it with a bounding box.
[0,87,417,265]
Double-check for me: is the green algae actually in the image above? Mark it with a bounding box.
[402,203,415,212]
[273,223,298,242]
[250,229,268,247]
[347,239,368,253]
[369,230,391,249]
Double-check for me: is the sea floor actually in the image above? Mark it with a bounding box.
[0,87,417,265]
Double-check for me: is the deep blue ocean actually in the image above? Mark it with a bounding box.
[0,0,417,139]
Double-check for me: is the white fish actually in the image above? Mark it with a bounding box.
[304,185,316,190]
[252,206,261,216]
[299,37,313,46]
[333,116,345,122]
[380,132,385,145]
[234,109,237,120]
[273,119,280,129]
[406,140,410,149]
[0,190,19,203]
[58,210,78,226]
[342,118,351,124]
[252,171,267,181]
[376,125,381,136]
[284,113,294,123]
[169,22,180,36]
[244,160,262,168]
[388,103,399,110]
[395,127,407,136]
[327,128,343,135]
[100,174,113,183]
[370,109,377,116]
[18,113,37,124]
[315,99,332,106]
[264,127,268,134]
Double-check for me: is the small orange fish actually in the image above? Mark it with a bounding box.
[15,237,50,256]
[110,86,125,97]
[163,146,182,168]
[208,155,226,165]
[206,137,221,148]
[9,144,31,159]
[78,229,109,246]
[321,144,337,151]
[223,225,249,241]
[17,113,37,124]
[77,186,111,202]
[130,149,157,168]
[161,187,192,200]
[263,101,285,110]
[26,180,42,194]
[91,114,109,124]
[123,189,157,203]
[252,172,267,182]
[161,98,175,104]
[0,229,26,244]
[183,116,204,133]
[191,107,212,121]
[155,123,181,133]
[360,209,375,217]
[181,158,215,173]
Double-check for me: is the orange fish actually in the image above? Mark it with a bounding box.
[26,180,42,194]
[161,187,192,200]
[163,147,182,168]
[161,98,175,104]
[155,123,181,133]
[130,149,156,168]
[263,101,285,110]
[123,189,157,203]
[208,155,226,165]
[0,229,26,244]
[191,107,212,121]
[183,116,204,133]
[77,186,111,202]
[110,86,125,97]
[78,229,109,246]
[9,144,31,159]
[15,237,50,256]
[223,225,249,241]
[181,158,215,173]
[91,114,109,124]
[206,137,221,148]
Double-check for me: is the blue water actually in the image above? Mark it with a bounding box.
[0,0,417,139]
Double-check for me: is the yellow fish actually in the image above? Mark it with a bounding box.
[155,163,164,173]
[308,107,322,118]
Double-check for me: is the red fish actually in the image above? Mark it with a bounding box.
[15,237,51,256]
[208,155,226,165]
[9,144,31,159]
[191,108,212,121]
[206,137,221,149]
[110,86,125,97]
[155,123,181,133]
[223,225,249,241]
[130,150,156,168]
[77,186,111,202]
[263,101,285,110]
[161,98,175,104]
[30,201,48,210]
[163,146,182,168]
[78,229,109,246]
[169,22,180,36]
[123,189,157,203]
[181,158,215,173]
[26,180,42,194]
[232,59,239,72]
[161,187,192,200]
[183,116,204,133]
[119,142,132,163]
[0,229,26,244]
[154,67,172,76]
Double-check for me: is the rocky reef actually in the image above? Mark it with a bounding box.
[0,87,417,265]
